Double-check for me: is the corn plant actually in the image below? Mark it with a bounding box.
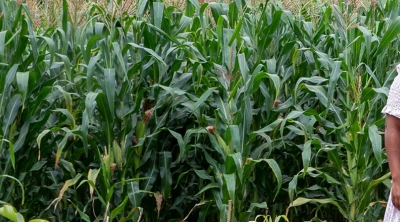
[285,0,396,221]
[0,0,397,221]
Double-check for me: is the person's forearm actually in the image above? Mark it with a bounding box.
[386,115,400,181]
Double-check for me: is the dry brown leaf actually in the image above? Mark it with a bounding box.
[154,192,163,218]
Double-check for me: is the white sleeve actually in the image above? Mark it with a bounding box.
[382,65,400,119]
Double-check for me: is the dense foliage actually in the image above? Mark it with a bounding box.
[0,0,398,221]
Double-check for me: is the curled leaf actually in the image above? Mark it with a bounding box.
[54,174,82,211]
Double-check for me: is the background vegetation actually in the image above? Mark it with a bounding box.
[0,0,398,221]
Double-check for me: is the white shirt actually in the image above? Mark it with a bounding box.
[382,65,400,118]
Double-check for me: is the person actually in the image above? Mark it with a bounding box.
[383,65,400,221]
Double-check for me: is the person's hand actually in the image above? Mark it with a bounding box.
[392,180,400,209]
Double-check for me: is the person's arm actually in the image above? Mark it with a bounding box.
[386,114,400,209]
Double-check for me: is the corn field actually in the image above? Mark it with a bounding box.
[0,0,398,221]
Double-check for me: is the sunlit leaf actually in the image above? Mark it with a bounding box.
[0,204,24,222]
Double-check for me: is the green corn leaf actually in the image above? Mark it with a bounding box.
[2,139,15,170]
[280,111,303,140]
[209,2,226,25]
[0,94,22,155]
[159,151,172,199]
[0,64,18,115]
[142,157,159,196]
[368,125,382,164]
[295,76,327,93]
[168,129,185,161]
[240,202,269,221]
[0,30,11,60]
[266,74,281,99]
[0,204,24,222]
[214,95,231,123]
[228,125,241,153]
[327,146,343,171]
[225,153,243,183]
[238,53,249,84]
[80,110,89,153]
[198,201,213,222]
[53,85,73,113]
[83,35,101,63]
[11,19,28,65]
[251,118,282,135]
[59,159,76,178]
[240,97,252,156]
[86,53,101,91]
[145,23,181,46]
[2,94,21,137]
[55,129,73,167]
[188,0,200,13]
[262,10,283,48]
[362,64,381,87]
[110,196,129,220]
[175,170,193,189]
[193,87,215,111]
[183,128,207,147]
[358,172,390,210]
[0,175,24,205]
[138,0,149,18]
[104,69,116,117]
[29,161,47,172]
[376,16,400,55]
[250,72,277,94]
[54,28,67,55]
[361,87,376,103]
[64,200,90,222]
[228,1,239,26]
[326,61,341,114]
[218,203,229,222]
[96,92,114,147]
[113,46,127,85]
[53,109,76,129]
[16,71,29,108]
[127,43,165,64]
[216,134,231,156]
[36,36,55,66]
[305,85,328,107]
[153,2,164,29]
[245,158,282,200]
[56,54,71,81]
[55,174,82,208]
[174,15,192,35]
[228,16,243,47]
[287,197,347,219]
[85,92,99,122]
[196,183,220,196]
[62,0,68,32]
[185,0,196,16]
[127,182,141,207]
[194,169,213,181]
[288,174,299,204]
[223,173,236,202]
[302,140,312,176]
